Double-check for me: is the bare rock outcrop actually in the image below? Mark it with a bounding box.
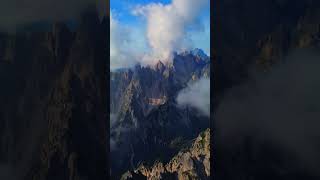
[122,129,210,180]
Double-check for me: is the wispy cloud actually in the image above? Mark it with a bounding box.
[215,49,320,175]
[110,12,139,70]
[177,77,210,116]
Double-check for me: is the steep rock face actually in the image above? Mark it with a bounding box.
[111,52,209,118]
[0,9,107,180]
[110,51,210,178]
[111,51,210,124]
[122,129,210,180]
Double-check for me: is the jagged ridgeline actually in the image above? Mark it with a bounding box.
[110,49,211,179]
[0,7,108,180]
[122,129,210,180]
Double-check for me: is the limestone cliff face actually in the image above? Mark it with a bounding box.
[0,9,108,180]
[122,129,210,180]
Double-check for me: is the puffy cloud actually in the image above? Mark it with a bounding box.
[133,0,209,65]
[110,0,209,69]
[177,77,210,116]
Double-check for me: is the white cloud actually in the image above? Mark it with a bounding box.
[176,77,210,116]
[110,12,139,70]
[132,0,209,65]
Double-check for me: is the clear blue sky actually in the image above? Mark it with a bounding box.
[110,0,210,55]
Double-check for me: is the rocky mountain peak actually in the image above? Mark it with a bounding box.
[155,60,165,72]
[110,48,210,178]
[191,48,208,59]
[121,129,210,180]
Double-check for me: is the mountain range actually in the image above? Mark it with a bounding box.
[110,49,211,179]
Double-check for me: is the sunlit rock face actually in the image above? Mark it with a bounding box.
[148,96,167,106]
[121,129,210,180]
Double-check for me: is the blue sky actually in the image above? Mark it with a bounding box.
[111,0,171,23]
[110,0,210,69]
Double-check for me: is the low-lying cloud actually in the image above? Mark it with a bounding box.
[132,0,209,65]
[215,48,320,176]
[177,77,210,117]
[110,113,118,151]
[110,113,137,151]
